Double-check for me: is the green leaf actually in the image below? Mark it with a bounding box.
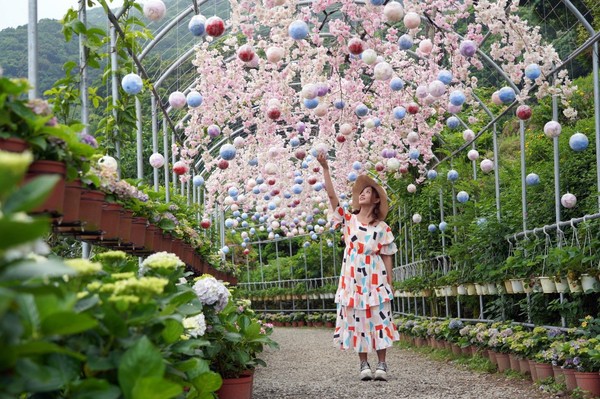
[16,358,70,392]
[131,376,182,399]
[41,311,97,335]
[0,260,76,281]
[0,287,15,317]
[174,358,209,376]
[158,218,176,230]
[70,378,121,399]
[0,218,50,250]
[118,336,165,399]
[16,341,85,361]
[161,318,184,344]
[191,371,222,394]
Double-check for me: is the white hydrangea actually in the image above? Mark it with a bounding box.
[141,251,184,270]
[192,276,230,312]
[183,313,207,337]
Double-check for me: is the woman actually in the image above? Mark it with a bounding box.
[318,152,399,381]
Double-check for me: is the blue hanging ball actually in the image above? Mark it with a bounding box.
[437,70,453,85]
[284,191,292,199]
[334,100,345,109]
[220,144,237,161]
[303,241,311,247]
[224,219,234,228]
[221,245,230,254]
[289,20,309,40]
[372,117,381,127]
[259,216,266,223]
[252,187,260,194]
[188,15,206,36]
[290,137,300,147]
[456,191,470,203]
[428,224,437,233]
[248,158,259,166]
[348,171,358,182]
[250,227,256,235]
[449,90,466,106]
[393,106,406,120]
[294,170,302,176]
[263,194,271,201]
[232,210,240,218]
[525,64,541,80]
[370,0,385,4]
[498,87,516,104]
[301,161,309,169]
[307,224,314,231]
[476,217,487,226]
[192,175,204,187]
[121,73,143,95]
[256,177,264,184]
[427,170,438,179]
[311,233,318,240]
[241,213,248,220]
[439,221,448,231]
[398,34,413,50]
[228,186,239,197]
[268,202,277,210]
[409,148,420,160]
[294,176,303,184]
[447,169,459,181]
[303,98,319,109]
[446,116,460,129]
[569,132,589,152]
[355,103,369,117]
[313,182,324,191]
[352,161,362,171]
[292,184,303,194]
[390,77,404,91]
[318,218,326,226]
[186,90,203,108]
[526,173,540,186]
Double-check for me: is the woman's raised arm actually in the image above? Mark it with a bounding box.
[317,152,339,211]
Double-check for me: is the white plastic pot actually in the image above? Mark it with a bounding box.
[538,276,557,293]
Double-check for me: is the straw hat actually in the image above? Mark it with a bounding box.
[351,175,389,220]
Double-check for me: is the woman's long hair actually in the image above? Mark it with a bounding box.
[352,186,381,225]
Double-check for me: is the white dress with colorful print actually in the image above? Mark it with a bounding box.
[331,205,400,352]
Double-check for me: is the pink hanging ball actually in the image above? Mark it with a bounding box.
[467,149,479,161]
[149,153,165,168]
[480,159,494,173]
[561,193,577,208]
[544,121,562,138]
[419,39,433,55]
[403,12,421,29]
[143,0,166,21]
[169,91,187,109]
[491,91,503,105]
[266,47,284,63]
[173,161,189,175]
[237,44,255,62]
[448,103,462,114]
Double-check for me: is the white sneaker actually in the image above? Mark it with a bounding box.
[374,362,387,381]
[360,361,372,381]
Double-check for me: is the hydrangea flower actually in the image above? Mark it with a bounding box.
[183,313,207,337]
[141,251,185,270]
[449,319,463,330]
[64,259,103,275]
[96,250,128,263]
[192,275,230,312]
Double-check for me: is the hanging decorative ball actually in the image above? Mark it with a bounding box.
[188,14,206,36]
[403,12,421,29]
[357,137,369,147]
[447,169,459,181]
[569,132,589,152]
[491,91,503,105]
[205,16,225,37]
[439,221,448,231]
[407,102,419,114]
[340,123,353,136]
[409,148,420,160]
[207,124,221,138]
[463,129,475,141]
[427,170,438,179]
[419,39,433,55]
[384,1,405,22]
[314,104,328,117]
[243,248,250,255]
[544,121,562,138]
[406,131,419,144]
[348,171,358,182]
[352,161,362,170]
[561,192,577,208]
[456,191,470,203]
[237,44,255,62]
[393,106,407,119]
[168,91,186,109]
[267,105,281,120]
[407,184,417,193]
[428,80,446,98]
[303,98,319,109]
[361,49,378,65]
[449,90,466,106]
[186,91,203,108]
[370,0,385,5]
[415,85,428,99]
[266,46,285,63]
[264,162,278,175]
[149,153,165,168]
[526,173,540,186]
[219,144,236,160]
[446,116,460,129]
[98,155,118,171]
[121,73,143,95]
[355,103,369,117]
[428,224,437,233]
[437,70,453,85]
[498,87,516,104]
[390,77,404,91]
[525,64,541,80]
[480,159,494,173]
[290,137,300,147]
[316,83,329,96]
[516,104,532,120]
[289,20,309,40]
[459,39,477,57]
[375,162,385,172]
[200,218,211,229]
[221,246,230,254]
[348,37,365,55]
[233,136,245,148]
[217,159,229,169]
[467,149,479,161]
[448,103,462,114]
[334,100,345,109]
[412,213,422,223]
[173,161,188,175]
[387,158,400,170]
[193,175,204,187]
[301,83,318,99]
[292,184,303,194]
[295,149,306,160]
[143,0,166,21]
[296,122,306,134]
[374,62,393,80]
[398,34,413,50]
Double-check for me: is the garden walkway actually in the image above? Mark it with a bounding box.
[253,327,551,399]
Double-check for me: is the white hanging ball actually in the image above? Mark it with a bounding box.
[544,121,562,138]
[361,49,378,65]
[407,184,417,193]
[233,136,245,148]
[561,193,577,208]
[169,91,186,109]
[387,158,400,170]
[428,80,446,98]
[264,162,278,175]
[406,131,419,144]
[149,153,165,168]
[98,155,118,171]
[416,85,428,98]
[383,1,405,22]
[374,62,393,80]
[412,213,422,223]
[231,204,239,213]
[223,197,234,206]
[467,149,479,161]
[403,12,421,29]
[266,46,285,63]
[340,123,354,136]
[480,159,494,173]
[419,39,433,55]
[315,142,329,155]
[314,103,328,117]
[301,83,318,99]
[463,129,475,142]
[356,137,369,147]
[143,0,166,21]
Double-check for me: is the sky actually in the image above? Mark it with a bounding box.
[0,0,124,30]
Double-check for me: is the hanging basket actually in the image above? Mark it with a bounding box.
[504,280,515,294]
[466,283,477,295]
[555,277,569,293]
[567,277,583,293]
[581,274,598,292]
[486,283,498,295]
[510,279,524,294]
[538,277,557,293]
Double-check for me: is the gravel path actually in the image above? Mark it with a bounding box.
[253,327,552,399]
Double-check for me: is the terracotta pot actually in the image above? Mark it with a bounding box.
[508,354,520,372]
[182,244,195,266]
[574,371,600,396]
[534,362,553,382]
[562,368,577,392]
[488,350,497,365]
[495,353,510,373]
[0,137,29,152]
[100,202,122,240]
[161,234,173,252]
[130,217,147,249]
[118,210,133,244]
[553,366,564,384]
[171,239,184,257]
[60,179,83,225]
[518,358,530,376]
[451,344,462,356]
[215,374,253,399]
[144,224,158,251]
[461,346,472,356]
[79,190,105,231]
[25,160,66,216]
[528,359,538,381]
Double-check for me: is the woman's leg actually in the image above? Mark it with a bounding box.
[359,352,372,380]
[376,349,386,363]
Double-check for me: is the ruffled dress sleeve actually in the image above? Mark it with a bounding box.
[379,222,397,256]
[330,204,351,230]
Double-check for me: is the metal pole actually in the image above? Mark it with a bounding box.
[163,119,170,202]
[78,0,88,131]
[246,254,250,284]
[258,242,265,286]
[552,92,561,229]
[319,236,324,279]
[519,120,528,232]
[27,0,38,100]
[493,123,501,220]
[439,189,445,252]
[136,97,144,179]
[594,42,600,212]
[479,295,484,320]
[472,142,477,180]
[397,206,403,265]
[151,97,159,191]
[110,24,121,178]
[451,183,457,241]
[276,240,281,285]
